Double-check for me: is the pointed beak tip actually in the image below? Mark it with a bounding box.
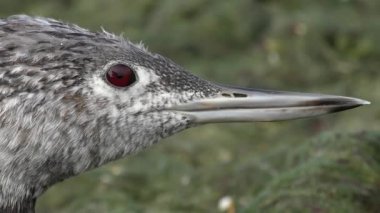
[363,100,371,105]
[336,98,370,112]
[354,98,371,106]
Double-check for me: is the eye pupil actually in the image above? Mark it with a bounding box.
[106,64,136,87]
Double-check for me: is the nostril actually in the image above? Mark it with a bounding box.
[221,93,232,97]
[220,93,247,98]
[233,93,247,98]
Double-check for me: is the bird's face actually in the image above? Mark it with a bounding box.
[82,40,368,161]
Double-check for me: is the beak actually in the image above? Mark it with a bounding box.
[169,84,370,123]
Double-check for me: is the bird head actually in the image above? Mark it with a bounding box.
[0,15,369,208]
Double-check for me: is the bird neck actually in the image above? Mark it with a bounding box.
[0,198,36,213]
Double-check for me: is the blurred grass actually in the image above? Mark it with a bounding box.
[247,131,380,213]
[0,0,379,212]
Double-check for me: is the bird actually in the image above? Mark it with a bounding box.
[0,15,369,213]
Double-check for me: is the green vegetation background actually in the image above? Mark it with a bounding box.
[1,0,379,212]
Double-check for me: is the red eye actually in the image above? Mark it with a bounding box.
[105,64,136,87]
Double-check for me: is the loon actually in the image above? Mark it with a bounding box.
[0,15,369,213]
